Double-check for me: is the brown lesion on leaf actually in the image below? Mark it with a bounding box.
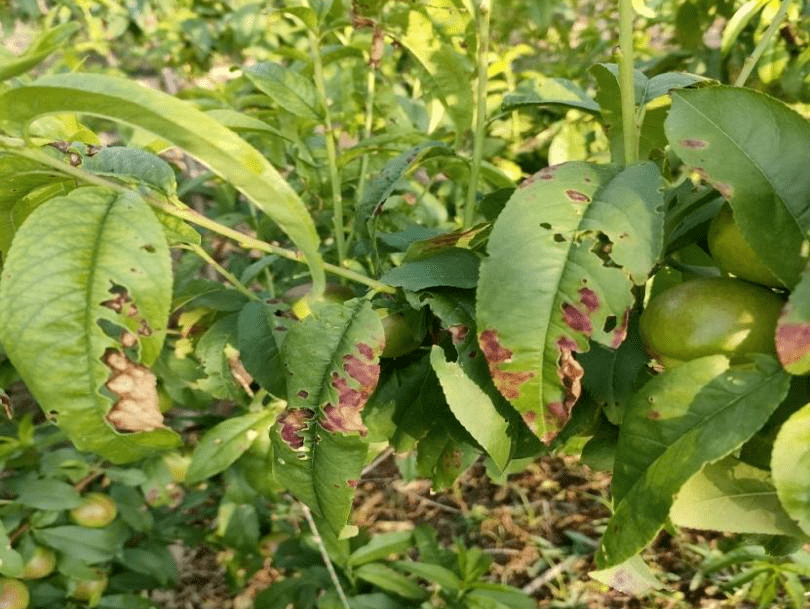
[565,189,591,203]
[578,287,599,313]
[611,308,631,348]
[224,345,254,397]
[277,408,315,449]
[680,138,707,149]
[478,329,536,401]
[541,336,584,444]
[101,283,154,338]
[103,349,165,432]
[448,324,469,345]
[776,319,810,367]
[320,342,382,436]
[561,303,592,335]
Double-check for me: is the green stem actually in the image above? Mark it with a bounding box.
[4,144,396,294]
[181,243,259,301]
[309,29,346,266]
[734,0,793,87]
[301,504,351,609]
[618,0,638,166]
[463,0,490,229]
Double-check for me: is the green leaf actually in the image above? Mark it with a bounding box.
[772,402,810,535]
[0,22,78,81]
[15,479,82,510]
[34,523,129,564]
[397,9,474,132]
[391,560,463,591]
[186,408,278,484]
[500,78,600,114]
[354,563,428,600]
[0,187,180,463]
[665,86,810,288]
[589,554,662,595]
[0,73,325,294]
[430,346,510,471]
[243,62,322,120]
[476,162,664,443]
[380,248,479,291]
[670,456,804,537]
[721,0,769,55]
[776,265,810,375]
[271,299,385,538]
[596,356,791,568]
[0,525,24,577]
[347,530,414,567]
[237,300,290,397]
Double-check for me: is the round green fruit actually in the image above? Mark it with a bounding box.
[70,573,108,603]
[0,578,29,609]
[379,311,421,359]
[21,546,56,579]
[707,203,782,288]
[69,493,118,528]
[640,277,784,366]
[282,282,354,319]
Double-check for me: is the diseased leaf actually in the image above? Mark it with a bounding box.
[670,456,804,537]
[430,346,510,471]
[476,162,664,443]
[589,554,662,596]
[776,264,810,374]
[665,86,810,288]
[0,73,325,295]
[0,187,180,463]
[237,300,291,397]
[271,299,385,540]
[186,408,278,484]
[596,356,790,568]
[772,401,810,535]
[82,146,177,196]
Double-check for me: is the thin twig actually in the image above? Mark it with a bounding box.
[301,504,352,609]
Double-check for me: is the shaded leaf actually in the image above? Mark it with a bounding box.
[34,523,129,564]
[665,86,810,288]
[670,456,804,537]
[0,187,180,462]
[501,79,600,114]
[430,346,510,471]
[15,479,82,511]
[237,299,290,397]
[596,356,790,568]
[772,401,810,535]
[476,162,664,443]
[381,248,479,291]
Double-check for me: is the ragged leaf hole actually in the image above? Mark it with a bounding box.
[603,315,617,333]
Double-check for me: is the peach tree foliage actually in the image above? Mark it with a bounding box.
[1,18,810,609]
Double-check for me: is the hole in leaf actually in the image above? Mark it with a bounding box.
[603,315,617,333]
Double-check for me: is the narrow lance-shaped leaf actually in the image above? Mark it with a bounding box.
[596,355,790,568]
[0,187,180,463]
[665,86,810,288]
[271,299,385,539]
[0,73,325,295]
[476,162,664,443]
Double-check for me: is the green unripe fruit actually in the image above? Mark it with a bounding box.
[69,493,118,528]
[70,573,108,603]
[20,546,56,579]
[640,277,784,366]
[0,578,29,609]
[379,311,421,359]
[282,282,355,319]
[707,203,782,288]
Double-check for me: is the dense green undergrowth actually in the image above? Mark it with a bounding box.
[1,0,810,607]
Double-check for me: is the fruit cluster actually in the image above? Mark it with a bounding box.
[640,204,786,366]
[1,493,116,608]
